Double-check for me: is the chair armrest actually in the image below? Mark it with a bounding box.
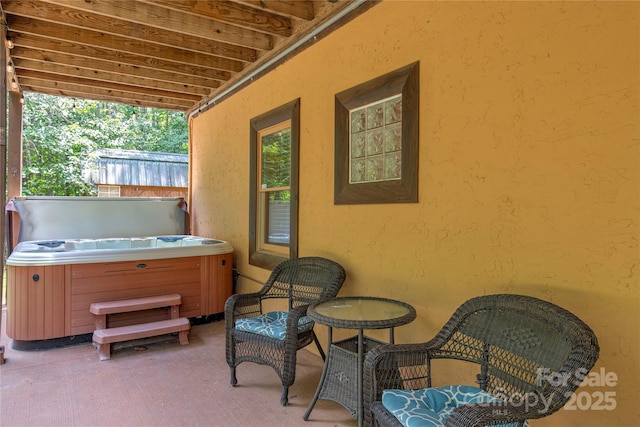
[370,402,405,427]
[287,304,308,321]
[365,342,435,391]
[225,292,263,316]
[224,292,264,332]
[363,342,435,426]
[283,305,308,338]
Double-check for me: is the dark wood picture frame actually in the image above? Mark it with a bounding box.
[334,62,419,204]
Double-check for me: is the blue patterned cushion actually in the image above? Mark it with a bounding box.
[235,311,314,340]
[382,385,528,427]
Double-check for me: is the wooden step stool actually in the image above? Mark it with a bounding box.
[90,294,190,360]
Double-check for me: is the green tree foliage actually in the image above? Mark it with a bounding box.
[261,128,291,188]
[21,93,188,196]
[260,127,291,201]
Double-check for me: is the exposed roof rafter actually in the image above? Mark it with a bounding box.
[1,0,376,112]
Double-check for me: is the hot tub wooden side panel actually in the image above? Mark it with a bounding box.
[6,265,66,340]
[202,252,233,315]
[70,256,203,336]
[6,253,233,341]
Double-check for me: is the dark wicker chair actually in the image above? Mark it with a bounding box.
[363,294,599,427]
[225,256,346,405]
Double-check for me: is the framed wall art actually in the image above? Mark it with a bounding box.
[334,62,419,204]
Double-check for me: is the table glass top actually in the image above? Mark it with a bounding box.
[312,297,412,322]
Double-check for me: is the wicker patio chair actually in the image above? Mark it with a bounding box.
[225,256,346,405]
[363,294,599,427]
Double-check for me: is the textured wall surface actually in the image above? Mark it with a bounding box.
[190,1,639,424]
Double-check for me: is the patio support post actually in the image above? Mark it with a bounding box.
[7,91,22,200]
[0,17,7,365]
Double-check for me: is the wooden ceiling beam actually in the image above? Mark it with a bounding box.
[0,0,369,112]
[14,58,212,97]
[7,16,245,72]
[39,0,274,50]
[237,0,315,21]
[3,0,259,62]
[22,85,192,111]
[21,78,196,108]
[10,33,232,81]
[18,69,202,102]
[10,47,221,90]
[143,0,293,37]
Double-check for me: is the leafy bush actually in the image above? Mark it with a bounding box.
[22,93,188,196]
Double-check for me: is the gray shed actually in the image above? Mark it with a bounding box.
[89,149,188,198]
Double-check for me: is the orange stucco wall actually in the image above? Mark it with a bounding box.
[190,1,639,425]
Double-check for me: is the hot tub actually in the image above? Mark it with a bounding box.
[5,197,234,346]
[8,235,233,266]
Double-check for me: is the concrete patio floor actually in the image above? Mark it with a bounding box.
[0,308,357,427]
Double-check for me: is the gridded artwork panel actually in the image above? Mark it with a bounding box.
[349,95,402,184]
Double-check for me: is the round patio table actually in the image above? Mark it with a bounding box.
[303,296,416,427]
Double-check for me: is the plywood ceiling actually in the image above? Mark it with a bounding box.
[1,0,374,113]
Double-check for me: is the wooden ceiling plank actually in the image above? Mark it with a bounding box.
[27,92,190,111]
[11,46,222,90]
[40,0,274,50]
[11,33,232,81]
[143,0,293,37]
[2,0,367,112]
[3,0,258,62]
[7,16,245,72]
[236,0,315,21]
[18,69,202,102]
[14,58,211,97]
[22,85,191,111]
[21,78,196,108]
